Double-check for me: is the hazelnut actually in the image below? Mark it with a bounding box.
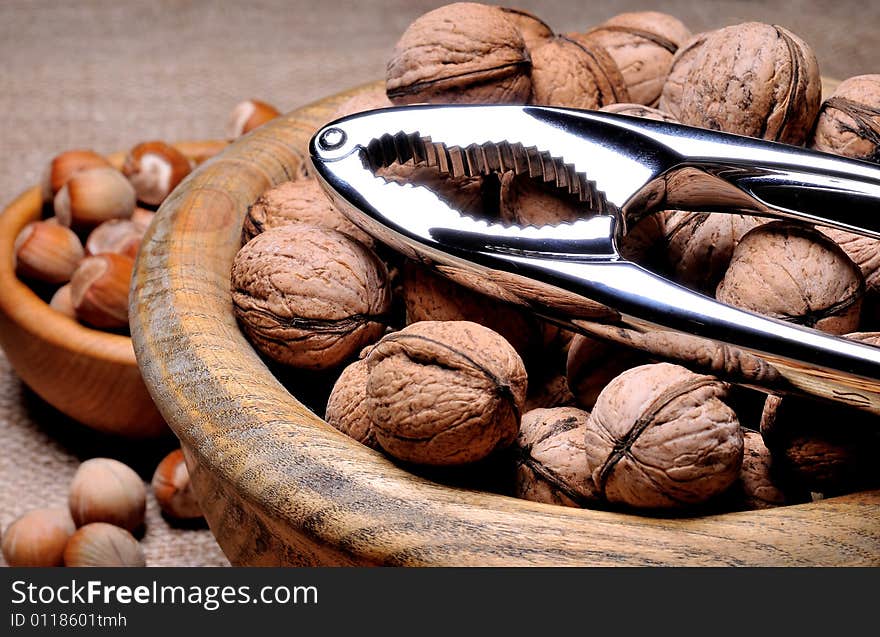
[566,333,650,410]
[130,207,156,231]
[325,356,381,449]
[658,31,710,120]
[401,260,542,360]
[69,253,135,330]
[366,320,527,465]
[68,458,146,532]
[13,220,84,284]
[499,7,554,51]
[226,99,281,138]
[242,179,373,246]
[573,11,691,106]
[663,211,766,294]
[585,363,743,509]
[716,222,864,334]
[63,523,145,567]
[41,149,112,202]
[152,449,203,520]
[85,219,144,258]
[1,508,76,567]
[529,35,628,108]
[49,284,76,318]
[386,3,532,105]
[810,74,880,162]
[676,23,821,144]
[514,407,599,507]
[231,224,392,369]
[121,141,192,206]
[54,167,137,229]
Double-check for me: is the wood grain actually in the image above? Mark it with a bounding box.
[0,140,227,437]
[130,82,880,566]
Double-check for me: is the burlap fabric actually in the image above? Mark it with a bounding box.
[0,0,875,567]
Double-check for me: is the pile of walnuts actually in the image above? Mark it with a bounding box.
[231,3,880,514]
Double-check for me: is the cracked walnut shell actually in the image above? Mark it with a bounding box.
[231,224,391,370]
[386,3,531,105]
[514,407,598,507]
[585,363,743,509]
[366,320,527,466]
[573,11,691,106]
[716,221,863,334]
[677,23,821,144]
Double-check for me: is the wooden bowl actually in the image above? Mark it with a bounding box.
[130,82,880,565]
[0,140,227,438]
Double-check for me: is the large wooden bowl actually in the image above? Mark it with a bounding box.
[0,140,227,437]
[130,82,880,565]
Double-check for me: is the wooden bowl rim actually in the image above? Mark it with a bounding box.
[0,140,228,367]
[130,82,880,566]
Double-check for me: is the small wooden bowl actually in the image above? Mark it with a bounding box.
[0,140,227,438]
[130,83,880,565]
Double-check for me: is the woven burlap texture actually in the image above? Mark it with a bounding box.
[0,0,875,567]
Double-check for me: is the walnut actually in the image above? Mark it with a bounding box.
[716,221,864,334]
[366,320,527,465]
[663,211,766,294]
[729,430,809,510]
[584,363,743,509]
[332,86,393,121]
[599,102,678,122]
[386,3,531,105]
[499,7,554,51]
[325,355,380,449]
[820,226,880,328]
[572,11,691,106]
[657,31,710,120]
[401,260,542,360]
[677,23,821,144]
[514,407,599,507]
[566,334,650,410]
[523,368,575,413]
[810,74,880,162]
[529,35,628,108]
[498,171,581,227]
[231,224,391,369]
[761,386,880,494]
[242,179,373,247]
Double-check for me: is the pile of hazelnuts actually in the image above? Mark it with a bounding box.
[4,99,282,567]
[13,98,281,330]
[1,451,202,567]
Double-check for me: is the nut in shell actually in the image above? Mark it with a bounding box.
[810,74,880,162]
[231,224,391,370]
[676,22,821,144]
[68,458,146,532]
[716,221,864,334]
[1,508,76,567]
[85,219,144,258]
[63,523,145,567]
[366,320,527,465]
[575,11,691,106]
[69,253,135,330]
[325,356,380,449]
[13,220,84,284]
[499,6,554,51]
[227,99,281,138]
[42,149,112,202]
[121,140,192,206]
[514,407,598,507]
[585,362,743,509]
[152,449,203,520]
[658,31,710,120]
[386,2,532,105]
[54,166,137,229]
